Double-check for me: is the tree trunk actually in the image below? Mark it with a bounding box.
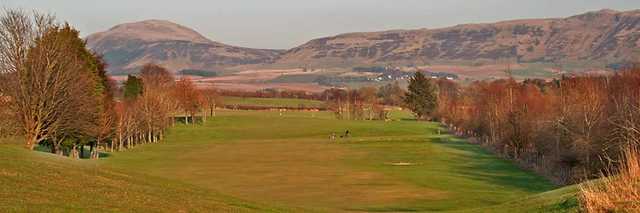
[72,145,79,159]
[53,140,63,156]
[89,144,94,159]
[95,143,100,159]
[118,133,123,151]
[95,138,101,159]
[50,143,57,154]
[25,134,37,150]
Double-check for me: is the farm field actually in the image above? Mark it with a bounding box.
[0,109,579,212]
[223,96,327,108]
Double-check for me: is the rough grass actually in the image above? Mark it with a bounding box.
[223,96,326,108]
[0,108,581,212]
[580,147,640,212]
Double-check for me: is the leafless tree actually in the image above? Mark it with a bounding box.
[139,64,175,143]
[201,88,223,121]
[174,77,202,124]
[0,10,104,150]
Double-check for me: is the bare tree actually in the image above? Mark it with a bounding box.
[201,88,223,121]
[139,64,175,143]
[0,11,104,150]
[358,86,378,120]
[174,77,202,124]
[0,10,56,149]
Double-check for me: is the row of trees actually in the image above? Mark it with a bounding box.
[0,10,223,158]
[88,65,223,155]
[323,82,405,120]
[219,88,320,100]
[434,69,640,184]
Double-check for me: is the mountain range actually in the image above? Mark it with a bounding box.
[87,9,640,74]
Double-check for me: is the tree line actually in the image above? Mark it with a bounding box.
[427,69,640,184]
[322,81,405,120]
[219,88,321,100]
[0,10,222,158]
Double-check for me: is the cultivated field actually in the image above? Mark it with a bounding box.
[0,109,579,212]
[223,97,326,108]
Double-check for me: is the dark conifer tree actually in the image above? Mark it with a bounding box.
[404,72,438,120]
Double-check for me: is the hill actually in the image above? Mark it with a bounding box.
[0,140,286,212]
[86,20,283,74]
[87,9,640,77]
[276,9,640,68]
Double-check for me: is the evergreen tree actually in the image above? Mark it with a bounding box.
[404,72,438,120]
[123,75,143,100]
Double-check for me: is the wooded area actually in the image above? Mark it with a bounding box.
[434,69,640,184]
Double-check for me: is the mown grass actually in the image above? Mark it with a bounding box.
[223,96,326,108]
[0,140,287,212]
[0,107,579,212]
[99,110,575,212]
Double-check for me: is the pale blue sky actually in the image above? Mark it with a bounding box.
[2,0,639,49]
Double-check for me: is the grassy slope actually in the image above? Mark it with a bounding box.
[0,139,286,212]
[0,100,580,212]
[100,110,577,212]
[223,96,326,108]
[468,185,579,213]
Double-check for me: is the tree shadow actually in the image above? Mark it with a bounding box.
[400,118,418,121]
[429,135,555,193]
[174,116,204,125]
[34,144,112,159]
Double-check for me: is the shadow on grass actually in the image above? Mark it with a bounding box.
[400,118,418,121]
[429,135,554,193]
[34,144,112,159]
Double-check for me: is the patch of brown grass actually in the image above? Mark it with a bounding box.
[580,147,640,212]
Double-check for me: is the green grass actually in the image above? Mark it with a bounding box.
[223,96,326,108]
[0,110,579,212]
[103,110,574,212]
[0,140,287,212]
[267,73,323,83]
[467,185,579,213]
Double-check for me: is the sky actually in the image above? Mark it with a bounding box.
[2,0,640,49]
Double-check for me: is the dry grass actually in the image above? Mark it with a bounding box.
[580,147,640,212]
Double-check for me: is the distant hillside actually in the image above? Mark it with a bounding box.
[86,20,283,74]
[276,9,640,67]
[87,9,640,75]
